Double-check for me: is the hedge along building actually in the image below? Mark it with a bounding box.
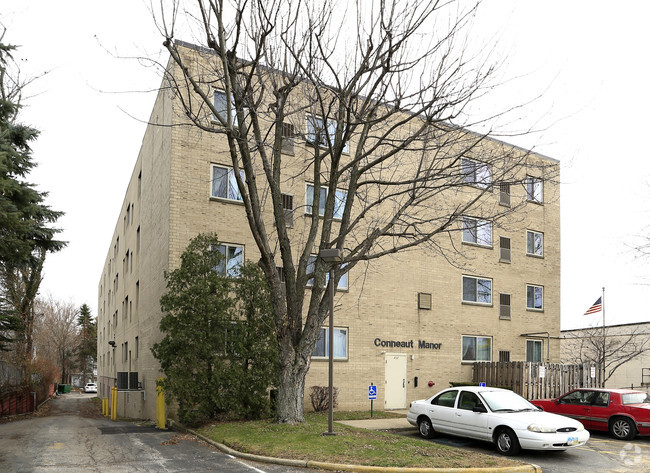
[97,40,560,422]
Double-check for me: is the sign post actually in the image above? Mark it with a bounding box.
[368,384,377,418]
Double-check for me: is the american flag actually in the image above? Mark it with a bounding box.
[584,297,602,315]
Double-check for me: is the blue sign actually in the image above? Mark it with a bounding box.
[479,382,486,387]
[368,385,377,400]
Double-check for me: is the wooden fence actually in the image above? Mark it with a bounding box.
[473,362,602,400]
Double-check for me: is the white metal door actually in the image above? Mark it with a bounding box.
[384,353,407,409]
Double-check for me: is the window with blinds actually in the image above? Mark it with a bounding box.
[499,293,511,320]
[499,237,511,263]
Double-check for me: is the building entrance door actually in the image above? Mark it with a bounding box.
[384,353,407,409]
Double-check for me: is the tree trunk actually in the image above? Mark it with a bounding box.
[274,340,310,424]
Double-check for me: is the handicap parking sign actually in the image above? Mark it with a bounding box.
[368,385,377,400]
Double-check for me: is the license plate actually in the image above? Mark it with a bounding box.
[567,437,579,446]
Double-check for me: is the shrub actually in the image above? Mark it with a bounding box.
[310,385,338,412]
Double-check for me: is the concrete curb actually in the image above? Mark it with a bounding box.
[168,420,542,473]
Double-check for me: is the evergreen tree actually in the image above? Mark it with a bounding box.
[152,233,278,424]
[76,304,97,383]
[0,41,65,351]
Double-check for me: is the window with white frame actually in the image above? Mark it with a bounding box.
[214,244,244,277]
[462,217,492,246]
[305,184,347,219]
[312,327,348,359]
[526,176,543,203]
[211,164,244,201]
[526,339,543,362]
[526,284,543,310]
[526,230,543,257]
[306,255,348,290]
[462,276,492,304]
[213,90,236,124]
[306,115,349,153]
[462,335,492,362]
[461,158,491,188]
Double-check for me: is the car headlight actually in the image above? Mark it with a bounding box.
[527,424,557,433]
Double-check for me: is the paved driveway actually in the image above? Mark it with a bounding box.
[0,392,308,473]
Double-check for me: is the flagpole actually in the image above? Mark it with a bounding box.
[602,286,606,388]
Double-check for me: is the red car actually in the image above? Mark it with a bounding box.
[532,388,650,440]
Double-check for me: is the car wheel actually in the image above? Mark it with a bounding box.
[610,417,636,440]
[417,417,435,439]
[495,427,521,456]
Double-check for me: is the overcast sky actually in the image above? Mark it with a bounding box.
[2,1,649,331]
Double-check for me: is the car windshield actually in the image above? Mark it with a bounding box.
[480,390,538,412]
[622,392,650,404]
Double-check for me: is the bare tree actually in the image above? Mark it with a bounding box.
[562,327,650,385]
[0,248,46,378]
[149,0,558,423]
[34,296,80,385]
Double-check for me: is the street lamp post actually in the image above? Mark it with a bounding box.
[319,248,342,436]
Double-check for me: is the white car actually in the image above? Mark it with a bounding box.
[83,383,97,393]
[407,386,589,455]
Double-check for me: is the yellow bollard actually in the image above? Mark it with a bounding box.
[110,386,117,421]
[156,378,166,429]
[102,397,106,416]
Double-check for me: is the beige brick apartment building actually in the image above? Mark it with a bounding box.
[97,42,561,421]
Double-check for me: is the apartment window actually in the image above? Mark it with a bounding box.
[211,164,244,201]
[526,284,544,310]
[462,276,492,304]
[281,193,294,228]
[462,335,492,362]
[281,122,295,154]
[498,350,511,362]
[136,226,141,253]
[214,244,244,277]
[526,339,543,362]
[306,255,348,290]
[526,230,544,257]
[213,90,236,124]
[135,336,139,360]
[461,158,491,188]
[499,237,511,263]
[305,184,347,219]
[462,217,492,246]
[526,176,543,203]
[124,342,129,363]
[312,327,348,360]
[306,114,349,153]
[499,293,511,320]
[138,170,142,199]
[499,182,511,207]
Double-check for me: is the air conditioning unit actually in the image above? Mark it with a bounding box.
[129,372,139,390]
[117,371,140,390]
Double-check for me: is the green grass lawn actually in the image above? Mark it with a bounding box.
[196,411,522,469]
